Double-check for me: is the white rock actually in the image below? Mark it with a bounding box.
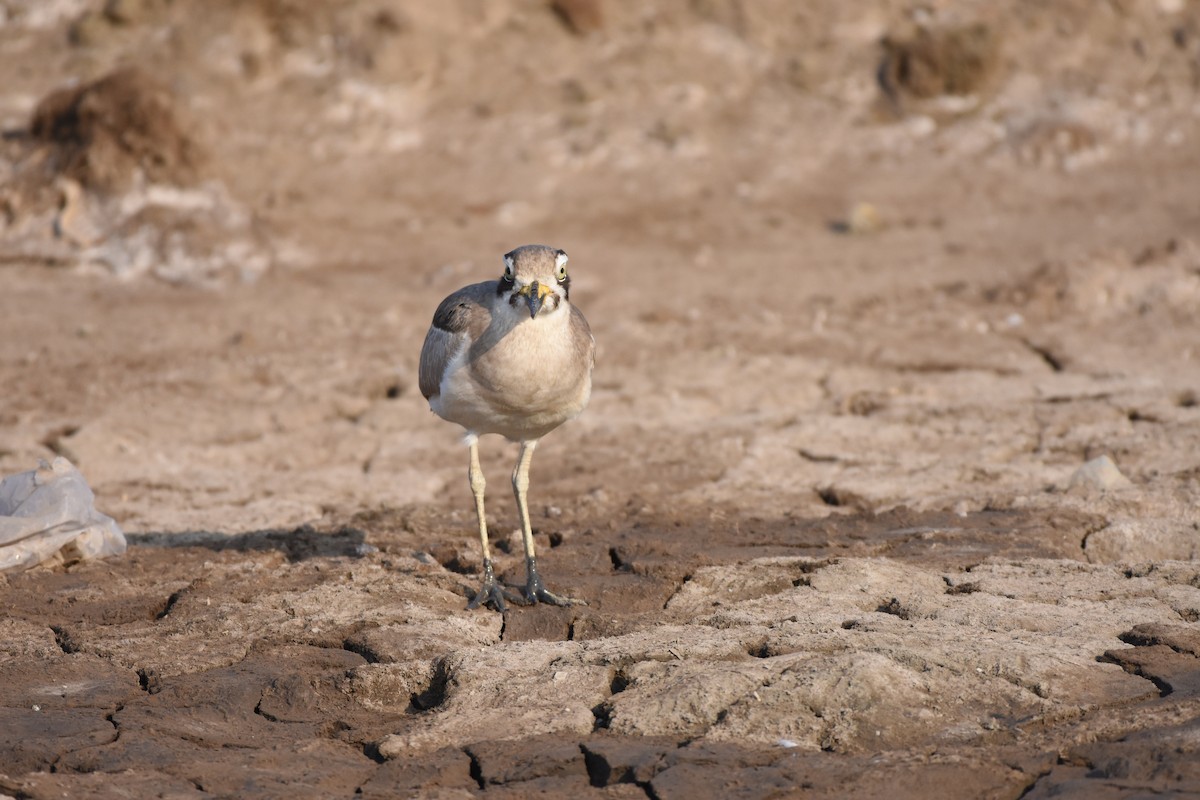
[1069,454,1131,491]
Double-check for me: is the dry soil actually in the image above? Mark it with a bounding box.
[2,1,1200,798]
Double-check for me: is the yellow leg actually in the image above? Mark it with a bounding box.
[467,437,509,611]
[512,439,538,566]
[469,438,491,562]
[512,439,581,606]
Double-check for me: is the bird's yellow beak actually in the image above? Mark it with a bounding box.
[517,281,552,318]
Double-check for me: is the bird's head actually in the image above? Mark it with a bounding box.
[498,244,570,319]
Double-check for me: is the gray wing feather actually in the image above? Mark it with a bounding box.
[570,304,596,370]
[418,282,495,400]
[418,326,460,400]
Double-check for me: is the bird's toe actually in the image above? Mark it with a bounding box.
[529,586,586,607]
[468,578,521,612]
[524,569,585,606]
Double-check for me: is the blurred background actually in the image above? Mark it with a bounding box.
[0,0,1198,554]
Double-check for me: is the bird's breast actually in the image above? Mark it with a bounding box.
[472,318,583,408]
[432,306,592,439]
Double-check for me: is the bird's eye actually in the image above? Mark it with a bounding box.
[555,264,567,282]
[502,255,515,282]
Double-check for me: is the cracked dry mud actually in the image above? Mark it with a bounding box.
[3,518,1200,798]
[3,1,1200,798]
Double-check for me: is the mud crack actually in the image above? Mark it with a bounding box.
[136,666,162,694]
[591,666,631,731]
[253,696,281,723]
[1013,761,1057,799]
[49,624,81,654]
[465,746,485,790]
[1020,337,1066,372]
[580,742,658,797]
[155,583,193,620]
[660,573,693,610]
[104,704,124,743]
[608,546,631,572]
[410,657,451,712]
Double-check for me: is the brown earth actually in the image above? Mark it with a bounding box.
[2,1,1200,797]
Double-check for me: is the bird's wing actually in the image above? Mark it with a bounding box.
[570,304,596,370]
[419,282,495,400]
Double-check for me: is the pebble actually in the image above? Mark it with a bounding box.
[847,202,882,234]
[1069,454,1131,491]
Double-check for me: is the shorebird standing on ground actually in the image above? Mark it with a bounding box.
[419,245,595,611]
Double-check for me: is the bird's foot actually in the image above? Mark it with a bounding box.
[525,585,584,606]
[524,558,585,607]
[467,560,522,612]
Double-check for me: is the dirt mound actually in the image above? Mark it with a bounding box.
[0,67,287,283]
[30,67,204,193]
[879,22,1000,101]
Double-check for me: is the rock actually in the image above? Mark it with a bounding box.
[1069,455,1131,491]
[830,202,884,235]
[1084,519,1200,563]
[551,0,605,35]
[847,201,882,234]
[375,733,408,760]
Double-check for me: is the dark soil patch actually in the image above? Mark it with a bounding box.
[30,67,205,192]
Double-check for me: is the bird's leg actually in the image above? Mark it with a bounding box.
[466,437,517,611]
[512,439,582,606]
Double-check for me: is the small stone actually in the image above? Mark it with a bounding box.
[1068,455,1131,491]
[551,0,604,35]
[376,733,405,760]
[104,0,150,25]
[848,202,882,234]
[831,202,883,235]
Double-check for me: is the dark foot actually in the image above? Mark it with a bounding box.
[467,560,522,612]
[524,557,585,607]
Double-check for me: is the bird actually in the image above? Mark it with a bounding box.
[419,244,595,611]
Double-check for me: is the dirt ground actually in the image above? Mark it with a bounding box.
[2,1,1200,797]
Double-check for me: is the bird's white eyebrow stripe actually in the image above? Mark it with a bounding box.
[555,251,568,269]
